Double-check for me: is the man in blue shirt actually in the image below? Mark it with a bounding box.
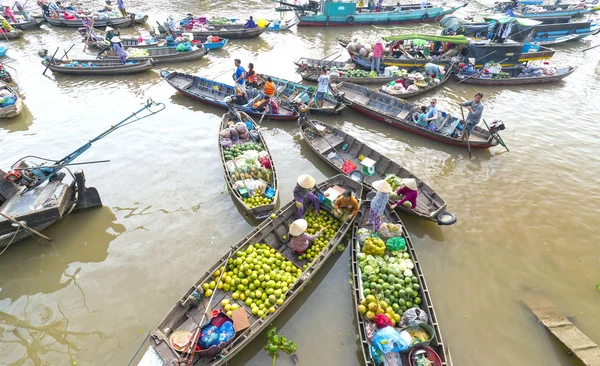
[234,59,248,100]
[425,98,438,123]
[244,16,256,28]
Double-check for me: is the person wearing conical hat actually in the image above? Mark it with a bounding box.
[111,36,128,64]
[288,219,325,254]
[293,174,323,219]
[368,180,392,231]
[391,178,418,210]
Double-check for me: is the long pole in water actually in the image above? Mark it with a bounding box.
[14,159,111,170]
[42,47,59,75]
[82,18,96,52]
[460,106,472,158]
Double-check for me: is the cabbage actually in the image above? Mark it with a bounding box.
[363,265,376,275]
[404,269,413,277]
[357,253,366,261]
[399,261,407,272]
[405,260,414,270]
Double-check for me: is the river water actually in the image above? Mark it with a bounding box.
[1,1,599,365]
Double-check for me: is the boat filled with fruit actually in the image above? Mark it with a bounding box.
[218,108,279,221]
[350,197,451,365]
[137,174,362,366]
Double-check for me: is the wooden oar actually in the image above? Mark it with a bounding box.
[0,212,52,241]
[42,47,59,75]
[460,106,472,158]
[582,44,600,52]
[82,18,96,52]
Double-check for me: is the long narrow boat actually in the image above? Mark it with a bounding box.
[294,56,358,70]
[350,198,451,365]
[9,19,43,30]
[455,65,576,85]
[219,109,279,221]
[160,71,299,121]
[136,174,362,366]
[0,29,24,40]
[301,68,397,85]
[258,73,346,115]
[104,46,208,65]
[0,82,23,118]
[42,13,147,28]
[379,65,455,99]
[165,24,266,40]
[42,58,154,76]
[335,82,502,149]
[298,114,455,224]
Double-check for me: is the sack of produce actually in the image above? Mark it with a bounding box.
[357,228,371,243]
[219,128,232,139]
[364,44,372,53]
[372,326,409,354]
[362,236,386,256]
[220,137,233,148]
[385,237,406,252]
[369,71,378,78]
[176,43,186,52]
[400,308,428,328]
[385,175,403,191]
[234,122,248,134]
[359,47,368,57]
[379,222,403,240]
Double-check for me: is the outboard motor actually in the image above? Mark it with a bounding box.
[489,120,505,134]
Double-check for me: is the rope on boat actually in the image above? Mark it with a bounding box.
[0,226,21,256]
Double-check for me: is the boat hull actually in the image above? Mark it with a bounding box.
[9,19,43,30]
[105,47,208,65]
[455,65,576,85]
[298,6,462,26]
[44,59,154,75]
[43,13,145,28]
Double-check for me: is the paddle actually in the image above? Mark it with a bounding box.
[582,44,600,52]
[460,105,472,158]
[82,18,95,52]
[42,47,59,75]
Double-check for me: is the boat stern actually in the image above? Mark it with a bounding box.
[73,170,102,211]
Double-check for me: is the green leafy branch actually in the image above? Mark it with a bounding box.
[264,327,298,366]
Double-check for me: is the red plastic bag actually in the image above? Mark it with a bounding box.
[375,314,392,329]
[342,160,357,174]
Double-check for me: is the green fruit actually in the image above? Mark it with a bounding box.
[363,289,371,296]
[412,284,420,291]
[270,214,276,219]
[414,297,422,305]
[357,305,367,314]
[268,295,277,305]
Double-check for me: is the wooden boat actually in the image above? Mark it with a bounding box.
[350,198,451,366]
[0,82,23,118]
[42,58,154,76]
[0,100,163,249]
[297,2,465,26]
[9,19,43,30]
[294,56,358,71]
[82,34,161,49]
[455,65,576,85]
[160,71,300,121]
[379,65,454,99]
[266,17,297,30]
[42,13,147,28]
[257,74,346,115]
[201,37,228,50]
[219,109,279,220]
[104,46,208,65]
[136,174,362,366]
[298,115,455,224]
[0,29,24,40]
[0,63,12,83]
[301,68,396,85]
[0,169,100,248]
[166,24,266,40]
[335,82,503,149]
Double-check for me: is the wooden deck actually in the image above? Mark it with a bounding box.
[524,294,600,366]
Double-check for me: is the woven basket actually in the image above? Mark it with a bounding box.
[408,345,443,366]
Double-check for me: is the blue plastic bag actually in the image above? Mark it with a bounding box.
[317,193,325,203]
[372,326,409,354]
[245,121,255,131]
[265,186,275,199]
[199,325,219,349]
[217,321,235,343]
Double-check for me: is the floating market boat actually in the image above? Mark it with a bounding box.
[219,109,279,221]
[80,30,161,49]
[490,1,591,18]
[298,114,455,224]
[200,37,228,50]
[335,82,505,149]
[42,13,148,28]
[350,198,451,365]
[0,29,24,40]
[379,65,455,99]
[135,174,362,366]
[42,58,154,76]
[301,68,397,85]
[455,64,576,85]
[104,45,208,65]
[295,1,466,26]
[0,100,164,249]
[9,19,43,30]
[258,74,346,115]
[0,82,23,118]
[164,22,267,40]
[266,17,298,30]
[160,71,300,121]
[294,56,358,71]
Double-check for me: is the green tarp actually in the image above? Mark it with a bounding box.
[383,33,470,45]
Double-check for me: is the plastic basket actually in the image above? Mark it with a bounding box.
[401,323,436,349]
[408,345,443,366]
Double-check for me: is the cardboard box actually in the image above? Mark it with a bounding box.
[231,308,250,333]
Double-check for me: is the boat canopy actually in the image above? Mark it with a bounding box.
[383,33,470,44]
[484,14,542,26]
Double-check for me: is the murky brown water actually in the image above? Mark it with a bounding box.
[1,1,599,365]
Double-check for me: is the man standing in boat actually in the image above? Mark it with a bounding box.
[233,59,248,101]
[459,92,484,140]
[314,67,330,108]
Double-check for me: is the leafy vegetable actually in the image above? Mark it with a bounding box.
[264,327,297,366]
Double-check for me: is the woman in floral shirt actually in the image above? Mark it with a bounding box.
[289,219,325,254]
